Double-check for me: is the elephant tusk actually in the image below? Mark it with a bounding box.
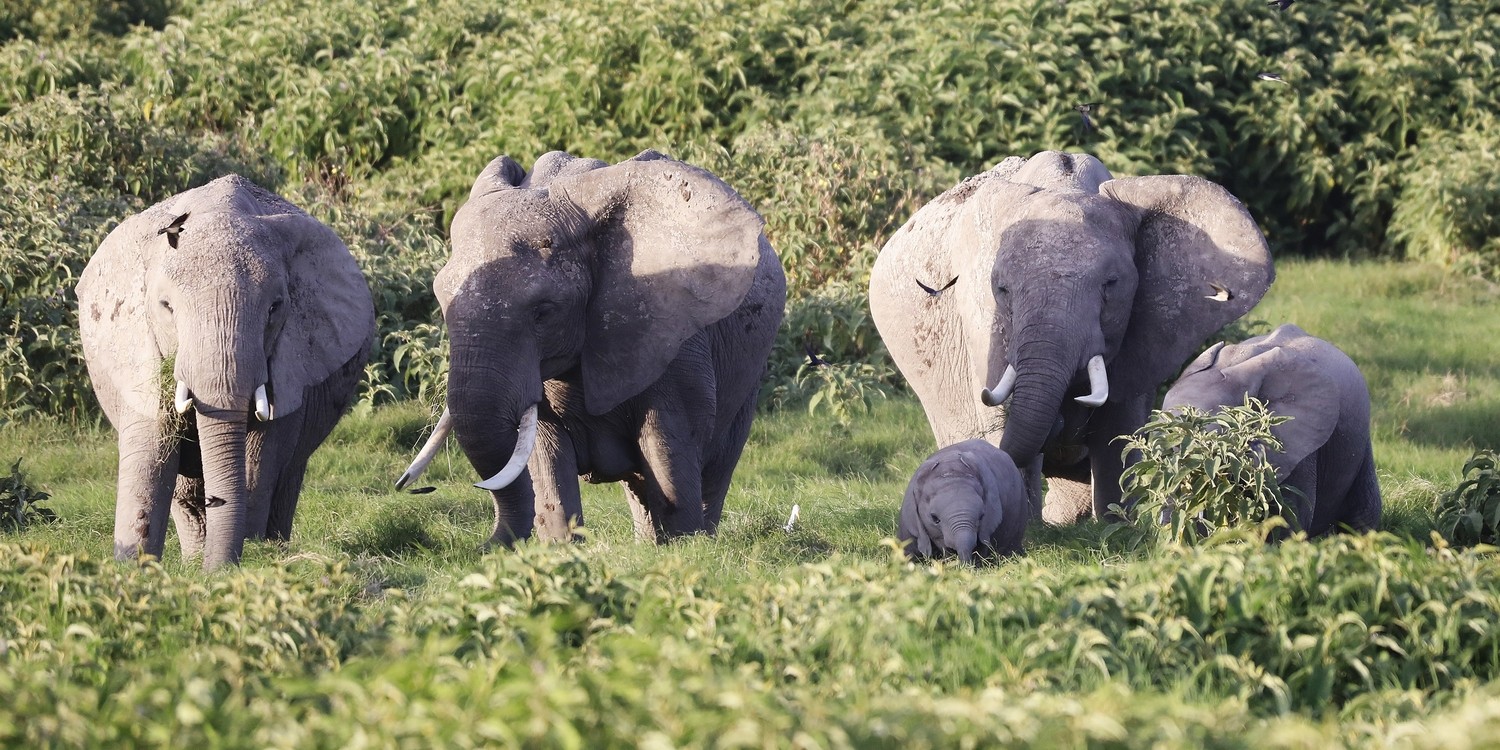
[254,384,274,421]
[980,365,1019,407]
[174,381,193,414]
[1075,355,1109,407]
[474,404,540,491]
[396,407,453,490]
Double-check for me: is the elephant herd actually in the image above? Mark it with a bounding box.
[75,149,1380,570]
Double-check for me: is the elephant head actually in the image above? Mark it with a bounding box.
[899,440,1025,564]
[425,151,765,534]
[1164,324,1341,482]
[871,151,1274,518]
[78,175,372,568]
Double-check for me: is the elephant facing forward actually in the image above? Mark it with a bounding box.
[870,151,1274,523]
[78,175,374,569]
[400,150,785,545]
[1163,324,1381,536]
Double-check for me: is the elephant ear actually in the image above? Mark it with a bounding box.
[261,210,375,419]
[552,158,766,415]
[1230,348,1339,481]
[899,467,936,559]
[1101,175,1275,399]
[958,446,1007,543]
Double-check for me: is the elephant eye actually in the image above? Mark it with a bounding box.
[1104,276,1119,288]
[269,299,283,315]
[532,301,557,323]
[929,513,941,525]
[159,299,173,313]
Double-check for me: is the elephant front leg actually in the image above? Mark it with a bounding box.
[486,474,536,548]
[528,419,583,542]
[1087,395,1153,521]
[637,411,708,538]
[113,420,180,561]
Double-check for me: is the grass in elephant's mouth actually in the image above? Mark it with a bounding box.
[3,260,1500,745]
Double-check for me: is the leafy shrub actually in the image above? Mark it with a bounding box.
[0,0,172,43]
[1113,398,1294,548]
[1434,449,1500,547]
[1390,114,1500,279]
[0,459,54,532]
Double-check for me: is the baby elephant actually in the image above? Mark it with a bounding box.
[899,440,1028,563]
[1163,324,1381,537]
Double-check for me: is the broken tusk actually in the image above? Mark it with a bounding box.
[174,381,193,414]
[254,384,273,421]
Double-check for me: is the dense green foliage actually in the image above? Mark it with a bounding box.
[1115,399,1294,548]
[0,458,53,533]
[2,0,1498,417]
[1435,450,1500,548]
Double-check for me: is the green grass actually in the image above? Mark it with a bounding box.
[4,260,1500,747]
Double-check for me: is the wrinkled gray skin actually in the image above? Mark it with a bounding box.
[899,439,1028,564]
[1163,324,1381,536]
[870,151,1274,524]
[429,150,785,545]
[77,175,374,570]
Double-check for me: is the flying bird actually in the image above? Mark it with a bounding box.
[1266,0,1294,10]
[157,212,190,249]
[784,504,800,533]
[804,342,830,368]
[406,486,437,495]
[1074,102,1099,133]
[915,276,958,297]
[1205,282,1233,302]
[1256,71,1290,85]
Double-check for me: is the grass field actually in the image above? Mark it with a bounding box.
[3,259,1500,747]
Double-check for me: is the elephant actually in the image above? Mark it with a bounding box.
[397,150,786,545]
[77,175,374,570]
[898,439,1028,564]
[1162,324,1381,536]
[869,151,1274,524]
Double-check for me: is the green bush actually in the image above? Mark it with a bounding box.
[1390,114,1500,278]
[0,0,172,43]
[0,459,53,533]
[1114,398,1295,548]
[1434,450,1500,547]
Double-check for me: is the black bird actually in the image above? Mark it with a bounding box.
[406,486,437,495]
[157,212,189,249]
[1266,0,1293,11]
[915,276,958,296]
[1074,102,1099,133]
[804,342,830,368]
[1256,71,1290,85]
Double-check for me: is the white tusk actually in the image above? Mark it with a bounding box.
[396,408,453,490]
[254,384,274,421]
[474,404,540,491]
[980,365,1019,407]
[1075,355,1109,407]
[174,381,193,414]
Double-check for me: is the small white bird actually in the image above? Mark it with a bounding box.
[784,504,800,533]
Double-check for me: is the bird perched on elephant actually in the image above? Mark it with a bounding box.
[77,175,374,569]
[1162,324,1381,536]
[899,439,1028,564]
[869,151,1274,524]
[398,150,785,546]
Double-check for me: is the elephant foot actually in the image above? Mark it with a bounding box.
[1041,476,1093,526]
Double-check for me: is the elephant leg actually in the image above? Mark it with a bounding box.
[528,418,583,542]
[1087,395,1153,521]
[639,431,706,537]
[1283,457,1320,536]
[113,420,180,561]
[1341,444,1382,533]
[700,394,758,534]
[1022,457,1044,519]
[265,455,308,542]
[487,472,537,548]
[265,350,367,541]
[623,476,666,543]
[170,476,206,559]
[1042,477,1093,526]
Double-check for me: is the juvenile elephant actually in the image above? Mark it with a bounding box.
[399,150,785,545]
[870,151,1274,523]
[77,175,374,569]
[899,439,1028,564]
[1163,324,1381,536]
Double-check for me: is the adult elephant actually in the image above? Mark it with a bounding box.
[398,150,785,545]
[78,175,374,569]
[870,151,1273,523]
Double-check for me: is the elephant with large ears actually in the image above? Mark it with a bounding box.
[870,151,1274,523]
[398,150,785,545]
[1163,324,1381,536]
[78,175,374,570]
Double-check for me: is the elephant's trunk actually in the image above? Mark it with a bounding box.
[447,331,545,543]
[997,334,1078,466]
[946,517,980,565]
[196,411,249,570]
